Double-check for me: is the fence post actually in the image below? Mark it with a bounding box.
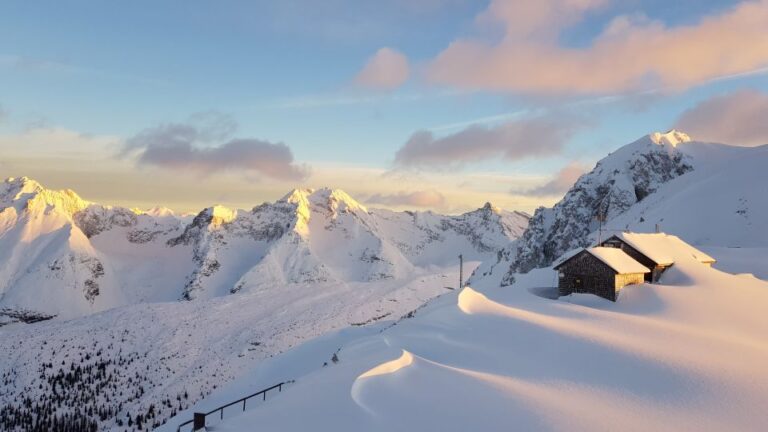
[193,413,206,431]
[243,399,246,411]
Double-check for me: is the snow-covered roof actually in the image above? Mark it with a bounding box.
[586,247,651,274]
[555,247,650,274]
[609,232,715,265]
[551,247,583,268]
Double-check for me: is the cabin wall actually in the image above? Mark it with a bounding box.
[615,272,645,293]
[557,252,618,301]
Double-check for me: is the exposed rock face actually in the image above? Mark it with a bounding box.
[75,206,139,238]
[441,203,530,253]
[504,131,694,283]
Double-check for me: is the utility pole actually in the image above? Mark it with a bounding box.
[458,254,463,289]
[597,194,611,245]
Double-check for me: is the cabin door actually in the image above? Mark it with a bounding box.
[574,276,584,293]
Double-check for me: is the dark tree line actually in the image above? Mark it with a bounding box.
[1,338,192,431]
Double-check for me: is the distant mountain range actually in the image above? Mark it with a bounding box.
[0,178,529,319]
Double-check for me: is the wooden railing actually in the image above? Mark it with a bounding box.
[176,381,290,431]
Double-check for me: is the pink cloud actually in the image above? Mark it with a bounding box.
[355,47,410,90]
[394,114,585,168]
[515,162,588,197]
[426,0,768,94]
[124,115,309,181]
[675,89,768,147]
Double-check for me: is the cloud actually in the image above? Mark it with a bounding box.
[394,114,584,169]
[355,48,410,90]
[1,126,120,159]
[675,89,768,147]
[124,114,309,181]
[0,54,165,86]
[366,190,446,208]
[514,162,588,197]
[424,0,768,94]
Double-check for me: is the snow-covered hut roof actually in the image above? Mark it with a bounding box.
[610,232,715,265]
[586,247,651,274]
[555,247,650,274]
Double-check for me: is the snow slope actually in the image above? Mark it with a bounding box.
[0,265,471,431]
[187,251,768,432]
[602,142,768,246]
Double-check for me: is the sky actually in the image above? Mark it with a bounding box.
[1,0,767,214]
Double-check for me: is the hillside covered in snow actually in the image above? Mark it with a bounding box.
[187,249,768,432]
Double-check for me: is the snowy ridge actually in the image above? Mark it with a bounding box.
[505,130,753,281]
[0,177,121,318]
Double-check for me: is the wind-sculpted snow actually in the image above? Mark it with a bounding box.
[200,253,768,432]
[351,350,415,415]
[507,131,699,280]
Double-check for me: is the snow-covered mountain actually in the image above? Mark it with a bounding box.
[0,177,528,320]
[0,178,529,431]
[3,130,765,432]
[504,130,767,283]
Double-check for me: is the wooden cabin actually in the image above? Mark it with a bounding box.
[554,247,650,302]
[600,232,716,282]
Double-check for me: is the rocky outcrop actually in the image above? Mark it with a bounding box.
[504,131,694,283]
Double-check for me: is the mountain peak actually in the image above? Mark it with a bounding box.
[480,202,502,214]
[649,130,691,147]
[204,205,237,226]
[3,176,43,197]
[132,206,176,218]
[281,187,367,213]
[2,176,89,215]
